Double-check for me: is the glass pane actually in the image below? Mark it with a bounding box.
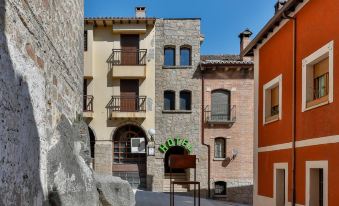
[164,48,175,66]
[180,91,191,110]
[180,48,190,66]
[164,92,175,110]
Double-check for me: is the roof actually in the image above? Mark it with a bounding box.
[243,0,304,56]
[200,55,253,66]
[85,17,156,21]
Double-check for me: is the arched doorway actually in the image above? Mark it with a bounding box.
[164,146,188,173]
[112,124,147,188]
[88,127,95,169]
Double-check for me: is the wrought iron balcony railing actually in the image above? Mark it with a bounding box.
[107,49,147,65]
[83,95,94,112]
[205,104,236,124]
[106,96,147,114]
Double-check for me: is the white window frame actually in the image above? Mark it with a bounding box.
[273,163,288,206]
[305,160,328,206]
[263,74,283,124]
[302,41,334,112]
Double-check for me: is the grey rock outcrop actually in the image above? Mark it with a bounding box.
[95,174,136,206]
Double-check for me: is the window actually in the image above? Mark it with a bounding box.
[211,89,231,121]
[214,181,227,196]
[306,161,328,206]
[180,90,191,110]
[263,75,282,124]
[302,41,333,111]
[214,138,226,159]
[180,46,191,66]
[164,47,175,66]
[164,91,175,110]
[84,30,88,51]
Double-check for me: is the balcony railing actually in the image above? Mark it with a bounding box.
[205,105,236,124]
[83,95,94,112]
[107,49,147,65]
[106,96,146,117]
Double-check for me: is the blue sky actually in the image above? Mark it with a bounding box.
[85,0,277,55]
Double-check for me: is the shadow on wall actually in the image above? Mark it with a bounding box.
[0,0,50,205]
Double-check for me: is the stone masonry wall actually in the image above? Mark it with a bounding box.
[0,0,101,205]
[148,19,208,195]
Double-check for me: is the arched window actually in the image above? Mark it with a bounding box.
[88,127,96,159]
[214,137,226,158]
[164,90,175,110]
[180,90,191,110]
[164,46,175,66]
[215,181,227,195]
[180,46,191,66]
[211,89,231,121]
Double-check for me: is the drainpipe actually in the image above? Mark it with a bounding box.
[282,12,296,206]
[200,64,211,198]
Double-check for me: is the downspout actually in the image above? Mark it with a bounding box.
[282,12,296,206]
[200,63,211,198]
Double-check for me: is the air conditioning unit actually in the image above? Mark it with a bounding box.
[131,137,146,154]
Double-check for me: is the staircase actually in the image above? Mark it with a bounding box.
[163,173,189,192]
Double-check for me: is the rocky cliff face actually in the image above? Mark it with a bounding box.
[0,0,135,205]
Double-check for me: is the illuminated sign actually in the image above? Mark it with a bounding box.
[158,137,193,153]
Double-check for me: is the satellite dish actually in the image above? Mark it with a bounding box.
[232,149,238,160]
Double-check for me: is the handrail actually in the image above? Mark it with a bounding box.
[106,95,147,114]
[204,105,236,123]
[83,95,94,112]
[106,49,147,65]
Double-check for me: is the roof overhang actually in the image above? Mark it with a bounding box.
[243,0,304,56]
[84,17,156,27]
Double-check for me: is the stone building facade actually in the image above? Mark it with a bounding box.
[148,18,208,194]
[0,1,135,205]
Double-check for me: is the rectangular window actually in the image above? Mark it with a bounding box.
[164,91,175,110]
[302,41,333,112]
[180,47,191,66]
[263,75,282,124]
[84,30,88,51]
[164,48,175,66]
[180,91,191,110]
[214,138,226,159]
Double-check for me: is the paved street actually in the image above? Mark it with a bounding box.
[134,190,250,206]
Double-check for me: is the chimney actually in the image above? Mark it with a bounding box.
[135,7,146,18]
[239,28,253,60]
[274,0,287,13]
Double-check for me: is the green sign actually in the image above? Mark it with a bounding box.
[159,137,193,153]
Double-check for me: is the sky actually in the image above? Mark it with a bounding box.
[85,0,277,55]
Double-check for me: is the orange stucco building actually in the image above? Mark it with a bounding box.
[244,0,339,206]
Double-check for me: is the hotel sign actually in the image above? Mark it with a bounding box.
[158,137,193,153]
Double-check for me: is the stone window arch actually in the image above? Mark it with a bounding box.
[164,46,176,66]
[179,90,192,110]
[164,90,175,110]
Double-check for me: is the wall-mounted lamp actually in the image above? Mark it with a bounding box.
[148,128,155,142]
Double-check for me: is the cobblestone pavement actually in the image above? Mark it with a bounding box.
[134,190,250,206]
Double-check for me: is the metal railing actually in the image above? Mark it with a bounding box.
[205,105,236,123]
[83,95,94,112]
[106,96,147,114]
[106,49,147,65]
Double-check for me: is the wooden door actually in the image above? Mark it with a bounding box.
[120,80,139,112]
[121,35,139,65]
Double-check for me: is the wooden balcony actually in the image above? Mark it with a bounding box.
[83,95,94,119]
[107,49,147,79]
[205,105,236,125]
[106,96,146,119]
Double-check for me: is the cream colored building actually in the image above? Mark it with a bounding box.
[84,7,156,188]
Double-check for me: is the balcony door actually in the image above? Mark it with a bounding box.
[211,89,231,121]
[121,35,139,65]
[120,79,139,112]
